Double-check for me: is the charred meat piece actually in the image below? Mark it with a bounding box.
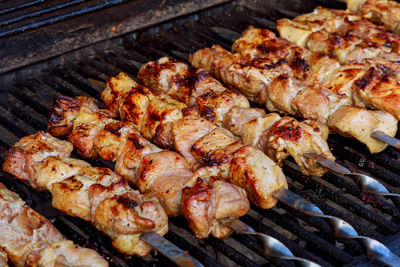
[0,182,108,266]
[182,174,249,239]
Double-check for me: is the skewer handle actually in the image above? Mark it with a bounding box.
[223,220,321,267]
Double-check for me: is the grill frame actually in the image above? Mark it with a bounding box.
[1,0,400,266]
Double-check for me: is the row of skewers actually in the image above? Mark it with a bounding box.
[2,1,400,266]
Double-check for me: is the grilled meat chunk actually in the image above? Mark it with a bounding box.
[190,45,292,105]
[353,69,400,120]
[139,57,250,126]
[328,106,398,153]
[3,131,168,257]
[346,0,400,36]
[258,116,334,176]
[182,174,249,239]
[232,26,312,79]
[277,7,400,63]
[0,182,108,266]
[48,95,100,137]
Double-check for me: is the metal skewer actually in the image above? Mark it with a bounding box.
[221,219,321,267]
[304,152,400,198]
[141,232,204,267]
[88,77,400,265]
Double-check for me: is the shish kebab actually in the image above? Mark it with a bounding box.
[190,28,400,154]
[344,0,400,36]
[2,130,173,258]
[0,182,108,267]
[46,96,324,266]
[277,6,400,64]
[226,25,400,148]
[135,56,400,198]
[87,72,399,265]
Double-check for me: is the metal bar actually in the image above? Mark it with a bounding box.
[0,0,128,38]
[0,0,85,27]
[141,232,204,267]
[371,131,400,150]
[0,0,46,15]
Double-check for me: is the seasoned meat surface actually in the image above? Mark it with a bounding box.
[0,182,108,266]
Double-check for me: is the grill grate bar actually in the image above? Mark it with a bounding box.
[0,0,46,15]
[239,214,331,266]
[0,0,85,27]
[284,165,400,235]
[0,0,128,38]
[253,205,353,264]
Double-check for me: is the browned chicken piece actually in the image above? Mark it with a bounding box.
[328,106,398,153]
[0,182,108,266]
[258,116,335,177]
[182,171,249,239]
[3,131,169,257]
[291,82,350,124]
[228,145,287,209]
[48,96,250,239]
[277,6,400,64]
[223,106,266,136]
[137,150,194,216]
[353,69,400,119]
[266,73,309,115]
[189,128,288,208]
[2,131,73,188]
[191,45,293,105]
[48,95,101,137]
[363,58,400,80]
[138,57,250,126]
[232,26,312,80]
[346,0,400,35]
[307,53,342,84]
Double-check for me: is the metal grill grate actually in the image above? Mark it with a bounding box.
[1,0,400,266]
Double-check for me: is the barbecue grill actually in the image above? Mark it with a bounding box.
[1,0,400,266]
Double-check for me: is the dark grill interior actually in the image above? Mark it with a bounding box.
[1,0,400,266]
